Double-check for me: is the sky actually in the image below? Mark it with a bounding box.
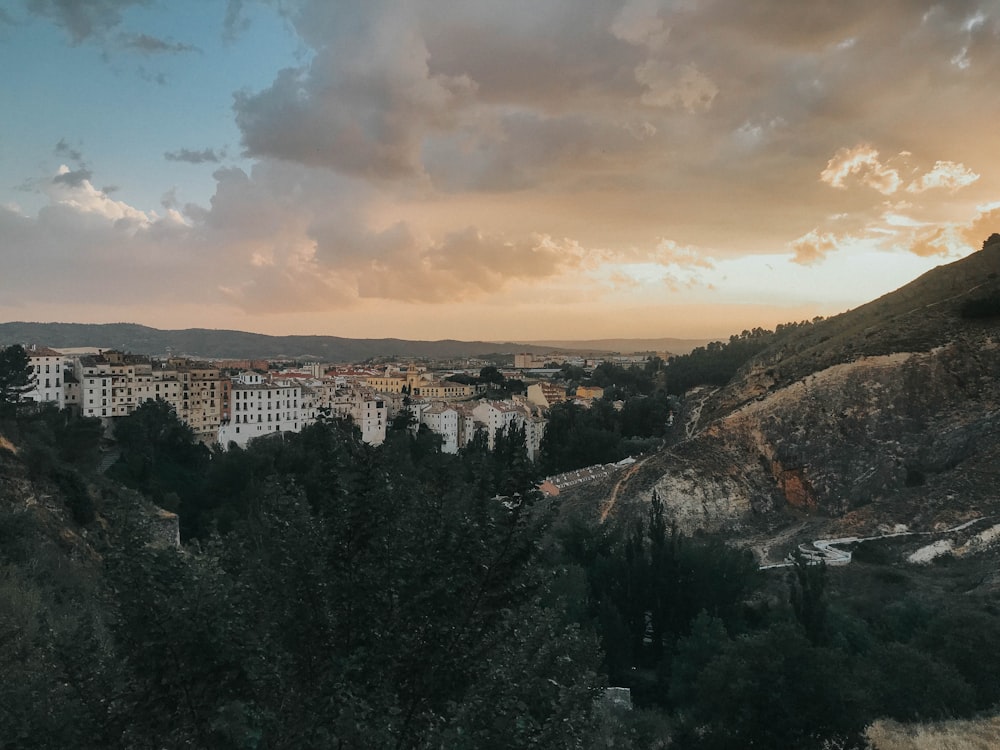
[1,0,999,342]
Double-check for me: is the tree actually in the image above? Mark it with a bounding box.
[0,344,35,409]
[107,399,209,535]
[687,623,867,748]
[789,551,828,645]
[480,365,505,385]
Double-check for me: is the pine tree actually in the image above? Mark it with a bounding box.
[0,344,35,410]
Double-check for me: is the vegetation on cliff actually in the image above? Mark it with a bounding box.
[5,398,1000,748]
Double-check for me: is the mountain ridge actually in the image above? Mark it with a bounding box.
[0,322,641,361]
[598,235,1000,552]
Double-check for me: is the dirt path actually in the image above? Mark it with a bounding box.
[600,457,648,523]
[684,387,716,439]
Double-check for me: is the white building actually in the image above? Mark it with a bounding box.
[419,403,461,453]
[354,391,387,445]
[219,372,307,448]
[322,385,389,446]
[471,400,547,461]
[23,346,67,408]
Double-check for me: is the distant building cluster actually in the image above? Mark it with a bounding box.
[19,346,571,461]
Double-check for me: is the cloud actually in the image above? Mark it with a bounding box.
[648,239,715,269]
[611,1,717,111]
[48,166,153,225]
[635,61,718,111]
[25,0,147,43]
[959,203,1000,251]
[52,166,93,187]
[54,138,83,162]
[164,147,224,164]
[906,160,980,193]
[904,225,957,257]
[234,3,477,178]
[0,168,193,307]
[820,145,901,195]
[136,66,167,86]
[9,0,1000,337]
[222,0,251,41]
[120,33,198,55]
[790,230,840,265]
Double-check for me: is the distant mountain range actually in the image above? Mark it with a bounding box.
[522,338,713,356]
[0,322,706,361]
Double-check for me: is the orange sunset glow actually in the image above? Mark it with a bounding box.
[1,1,998,341]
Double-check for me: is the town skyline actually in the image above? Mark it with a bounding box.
[2,1,998,340]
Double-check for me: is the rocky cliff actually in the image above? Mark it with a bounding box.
[609,237,1000,548]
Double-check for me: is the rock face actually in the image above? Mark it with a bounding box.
[623,239,1000,537]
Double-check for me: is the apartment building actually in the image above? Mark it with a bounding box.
[218,372,305,448]
[328,387,387,445]
[23,345,68,408]
[170,360,224,439]
[419,403,461,453]
[471,400,547,460]
[76,350,153,419]
[526,381,568,409]
[412,380,476,399]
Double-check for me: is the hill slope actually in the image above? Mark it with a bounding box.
[0,322,565,361]
[609,236,1000,551]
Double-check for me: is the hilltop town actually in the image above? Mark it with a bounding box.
[17,344,666,463]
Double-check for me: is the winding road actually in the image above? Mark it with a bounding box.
[759,517,993,570]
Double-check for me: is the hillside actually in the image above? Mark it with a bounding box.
[602,235,1000,552]
[0,322,563,361]
[522,337,714,356]
[0,322,698,362]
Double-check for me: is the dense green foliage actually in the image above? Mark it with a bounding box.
[0,344,35,411]
[2,409,603,748]
[446,366,525,398]
[664,328,775,395]
[558,497,1000,748]
[537,396,673,474]
[106,400,210,527]
[537,359,675,474]
[5,402,1000,748]
[960,292,1000,319]
[663,321,823,396]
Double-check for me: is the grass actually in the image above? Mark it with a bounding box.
[866,716,1000,749]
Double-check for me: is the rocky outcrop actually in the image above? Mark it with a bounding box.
[620,241,1000,537]
[640,334,1000,536]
